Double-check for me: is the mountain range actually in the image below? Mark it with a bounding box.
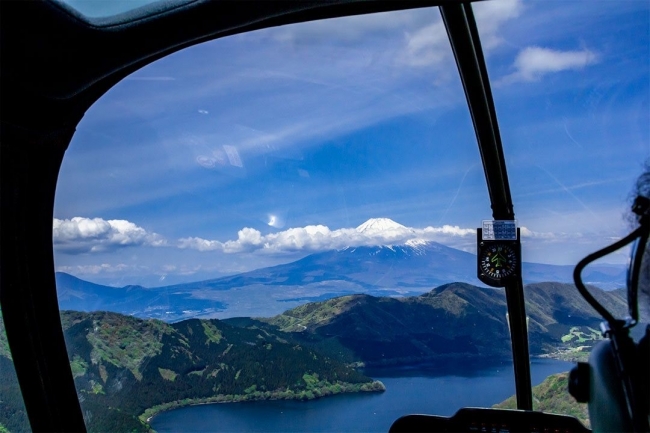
[245,282,628,366]
[56,222,626,320]
[20,224,630,432]
[5,279,632,432]
[56,272,227,322]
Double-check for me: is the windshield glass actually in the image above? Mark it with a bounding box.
[53,7,491,297]
[3,1,642,432]
[474,0,650,418]
[475,0,650,269]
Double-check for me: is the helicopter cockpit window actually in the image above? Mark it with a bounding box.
[1,1,635,432]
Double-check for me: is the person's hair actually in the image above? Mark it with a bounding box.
[629,162,650,225]
[632,162,650,321]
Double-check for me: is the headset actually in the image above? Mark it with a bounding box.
[570,195,650,432]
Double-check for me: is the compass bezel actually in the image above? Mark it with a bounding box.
[477,228,521,288]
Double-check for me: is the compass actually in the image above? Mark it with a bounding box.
[477,227,521,287]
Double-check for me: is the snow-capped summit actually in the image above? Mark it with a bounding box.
[405,238,428,247]
[356,218,412,236]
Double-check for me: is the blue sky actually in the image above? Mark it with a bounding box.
[53,1,650,286]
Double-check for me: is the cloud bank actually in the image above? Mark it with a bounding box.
[178,218,477,254]
[177,218,567,256]
[53,216,583,259]
[53,217,166,254]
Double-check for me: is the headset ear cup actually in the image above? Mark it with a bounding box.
[588,340,633,432]
[569,362,590,403]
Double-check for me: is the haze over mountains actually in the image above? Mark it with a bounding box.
[56,219,625,321]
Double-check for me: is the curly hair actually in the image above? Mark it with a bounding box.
[632,163,650,320]
[627,162,650,227]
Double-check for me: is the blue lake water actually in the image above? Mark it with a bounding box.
[151,359,574,432]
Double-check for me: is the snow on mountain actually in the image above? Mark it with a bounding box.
[355,218,440,250]
[356,217,409,234]
[354,218,416,247]
[402,238,430,255]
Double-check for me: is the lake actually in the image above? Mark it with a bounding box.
[151,359,574,432]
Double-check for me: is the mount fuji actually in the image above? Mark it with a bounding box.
[355,217,413,236]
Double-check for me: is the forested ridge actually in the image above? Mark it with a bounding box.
[495,372,590,427]
[255,282,627,366]
[0,311,381,432]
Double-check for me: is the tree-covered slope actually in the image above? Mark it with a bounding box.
[524,282,627,355]
[0,357,29,433]
[257,283,512,365]
[494,372,590,428]
[0,312,29,433]
[1,311,382,433]
[255,282,627,366]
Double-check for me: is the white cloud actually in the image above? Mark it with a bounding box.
[179,219,477,254]
[473,0,523,50]
[504,46,599,82]
[56,263,138,275]
[402,0,522,67]
[520,227,559,240]
[176,217,591,257]
[402,20,449,67]
[258,3,521,70]
[53,217,166,254]
[177,237,222,252]
[422,225,476,237]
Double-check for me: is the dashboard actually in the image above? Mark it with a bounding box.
[390,408,590,433]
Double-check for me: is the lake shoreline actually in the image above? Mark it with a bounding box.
[141,380,386,426]
[149,359,575,433]
[144,355,572,428]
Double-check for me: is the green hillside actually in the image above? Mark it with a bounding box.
[524,282,627,357]
[259,284,513,365]
[257,282,626,366]
[0,311,29,433]
[1,311,383,433]
[0,357,29,433]
[494,372,590,428]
